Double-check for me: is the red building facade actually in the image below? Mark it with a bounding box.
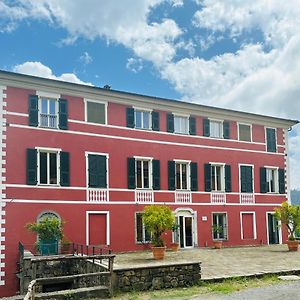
[0,70,298,296]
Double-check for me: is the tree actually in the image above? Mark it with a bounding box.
[143,205,175,247]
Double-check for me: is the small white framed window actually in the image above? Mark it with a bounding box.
[39,98,58,128]
[135,212,151,243]
[136,159,152,189]
[212,213,228,240]
[210,120,223,138]
[238,123,252,142]
[175,162,190,190]
[37,149,60,185]
[174,115,189,134]
[266,168,279,193]
[134,109,151,130]
[211,164,225,192]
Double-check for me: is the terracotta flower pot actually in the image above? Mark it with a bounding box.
[170,242,179,252]
[213,240,223,249]
[287,240,299,251]
[152,246,166,259]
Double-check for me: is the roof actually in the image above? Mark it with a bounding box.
[0,69,298,128]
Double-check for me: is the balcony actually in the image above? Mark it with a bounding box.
[135,190,154,203]
[87,188,108,202]
[40,113,57,128]
[211,192,226,204]
[240,193,255,204]
[175,191,192,203]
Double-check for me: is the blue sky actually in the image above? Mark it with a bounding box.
[0,0,299,189]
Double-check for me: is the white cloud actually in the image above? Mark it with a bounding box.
[13,61,92,85]
[126,58,143,73]
[79,52,93,65]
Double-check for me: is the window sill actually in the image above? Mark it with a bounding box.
[135,127,152,131]
[38,184,60,187]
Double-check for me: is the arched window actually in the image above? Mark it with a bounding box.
[37,211,61,223]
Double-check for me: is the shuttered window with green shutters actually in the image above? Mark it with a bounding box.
[278,168,285,194]
[60,152,70,186]
[128,157,136,189]
[203,119,210,137]
[152,111,160,131]
[223,121,230,139]
[152,160,160,190]
[189,116,196,135]
[204,163,212,192]
[167,113,174,133]
[88,154,107,188]
[168,160,176,190]
[28,95,39,127]
[58,98,68,130]
[240,165,253,193]
[190,162,198,191]
[126,107,135,128]
[266,128,277,152]
[27,148,37,185]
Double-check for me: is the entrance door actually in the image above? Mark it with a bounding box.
[178,216,193,248]
[268,213,279,244]
[88,214,107,246]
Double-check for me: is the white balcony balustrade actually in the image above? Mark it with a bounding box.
[135,190,154,203]
[87,189,108,202]
[240,193,255,204]
[211,192,226,204]
[175,191,192,203]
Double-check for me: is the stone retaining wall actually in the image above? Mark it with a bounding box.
[113,262,201,292]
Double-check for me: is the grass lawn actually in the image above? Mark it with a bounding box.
[111,275,280,299]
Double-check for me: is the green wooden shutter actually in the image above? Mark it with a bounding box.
[168,160,175,190]
[223,121,230,139]
[189,116,196,135]
[225,165,231,192]
[28,95,39,127]
[128,157,136,189]
[266,128,276,152]
[126,107,135,128]
[278,168,285,194]
[58,98,68,130]
[152,111,160,131]
[190,162,198,191]
[152,159,160,190]
[60,152,70,186]
[204,163,211,192]
[260,167,267,193]
[26,148,37,185]
[166,113,174,133]
[203,118,210,137]
[88,155,107,188]
[241,166,253,193]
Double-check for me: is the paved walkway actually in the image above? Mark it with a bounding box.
[114,245,300,279]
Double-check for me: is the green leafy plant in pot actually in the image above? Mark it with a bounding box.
[26,217,64,255]
[274,202,300,251]
[212,224,224,249]
[143,205,175,259]
[170,223,180,251]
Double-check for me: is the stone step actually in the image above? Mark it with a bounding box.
[34,285,110,300]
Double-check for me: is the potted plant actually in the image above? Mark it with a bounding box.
[212,224,224,249]
[143,205,175,259]
[26,217,64,255]
[170,223,180,251]
[274,202,300,251]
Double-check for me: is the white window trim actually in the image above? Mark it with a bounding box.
[36,91,60,99]
[265,127,277,153]
[135,157,153,190]
[210,164,225,192]
[135,212,151,244]
[36,148,61,186]
[38,97,59,129]
[212,212,228,241]
[84,98,108,125]
[173,114,190,135]
[85,151,109,189]
[237,122,252,142]
[86,211,110,245]
[209,118,224,138]
[240,211,257,240]
[134,108,152,130]
[238,164,255,194]
[266,211,282,245]
[175,160,191,191]
[265,166,279,194]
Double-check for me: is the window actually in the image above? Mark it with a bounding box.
[266,168,278,193]
[136,213,151,243]
[39,98,57,128]
[211,165,225,192]
[86,100,106,124]
[135,110,151,130]
[87,154,107,188]
[266,128,277,152]
[212,213,228,240]
[240,165,253,193]
[175,162,190,190]
[174,115,189,134]
[38,150,59,185]
[210,120,222,138]
[238,124,251,142]
[136,159,151,189]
